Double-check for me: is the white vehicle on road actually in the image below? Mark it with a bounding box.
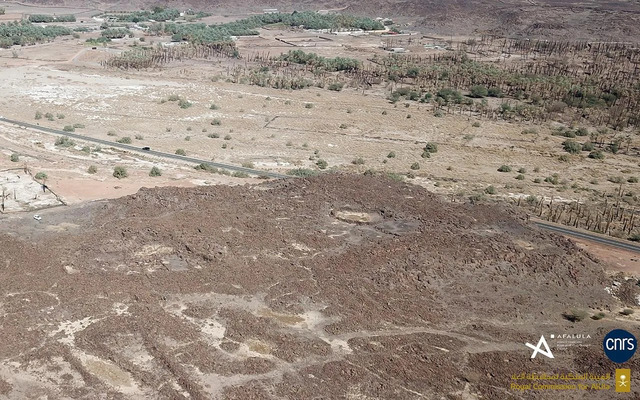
[33,214,42,221]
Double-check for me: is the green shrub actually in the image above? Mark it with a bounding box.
[545,174,560,185]
[469,85,488,98]
[621,309,635,316]
[328,82,344,91]
[175,149,186,156]
[484,185,496,194]
[410,162,420,170]
[526,195,537,204]
[35,111,43,120]
[56,113,65,119]
[515,174,525,180]
[628,177,639,183]
[10,153,19,162]
[117,136,132,144]
[533,178,542,183]
[387,151,396,158]
[34,172,47,180]
[178,99,192,109]
[112,166,128,179]
[149,166,162,177]
[497,165,512,172]
[63,125,75,132]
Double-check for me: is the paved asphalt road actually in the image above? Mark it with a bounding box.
[534,221,640,254]
[0,117,289,179]
[3,116,639,252]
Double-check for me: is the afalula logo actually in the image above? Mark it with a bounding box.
[552,334,592,339]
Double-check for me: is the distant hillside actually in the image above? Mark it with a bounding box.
[14,0,640,41]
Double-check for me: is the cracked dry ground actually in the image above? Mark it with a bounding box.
[0,174,637,399]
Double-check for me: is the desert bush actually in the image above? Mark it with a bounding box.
[497,165,512,172]
[194,163,217,173]
[339,123,348,129]
[628,177,638,183]
[242,161,255,168]
[469,85,488,98]
[484,185,496,194]
[526,195,537,204]
[518,167,526,174]
[184,136,191,141]
[73,123,85,129]
[316,159,328,169]
[558,155,570,162]
[107,131,117,136]
[410,162,420,170]
[515,174,525,180]
[135,134,144,140]
[45,113,54,121]
[588,150,605,160]
[621,309,635,316]
[211,118,222,126]
[533,178,542,183]
[352,157,365,165]
[178,99,192,109]
[521,128,537,135]
[387,151,396,158]
[10,153,19,162]
[87,165,98,174]
[424,142,438,153]
[208,133,220,138]
[224,134,232,140]
[563,140,582,154]
[421,151,431,159]
[472,122,481,127]
[545,174,560,185]
[288,168,318,177]
[563,309,588,322]
[175,149,186,156]
[591,312,605,320]
[112,166,128,179]
[55,136,75,147]
[328,82,344,91]
[210,103,220,110]
[305,103,314,109]
[608,176,624,184]
[117,136,132,144]
[232,171,249,178]
[581,142,594,151]
[149,166,162,177]
[63,125,75,132]
[57,113,65,119]
[34,172,47,180]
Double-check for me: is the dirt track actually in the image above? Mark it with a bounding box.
[0,174,638,399]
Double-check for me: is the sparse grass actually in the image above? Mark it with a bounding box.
[112,166,128,179]
[175,149,186,156]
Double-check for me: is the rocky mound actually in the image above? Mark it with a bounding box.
[0,174,634,399]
